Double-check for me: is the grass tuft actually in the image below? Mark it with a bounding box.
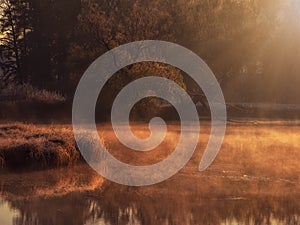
[0,123,81,170]
[0,83,66,103]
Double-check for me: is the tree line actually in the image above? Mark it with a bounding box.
[1,0,300,103]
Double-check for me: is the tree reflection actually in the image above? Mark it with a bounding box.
[2,177,299,225]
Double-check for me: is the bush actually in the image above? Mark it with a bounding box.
[0,83,66,103]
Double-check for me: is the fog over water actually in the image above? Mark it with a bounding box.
[0,122,299,225]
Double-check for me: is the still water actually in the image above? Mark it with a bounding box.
[0,123,299,225]
[0,165,299,225]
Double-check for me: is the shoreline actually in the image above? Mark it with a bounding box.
[0,121,300,178]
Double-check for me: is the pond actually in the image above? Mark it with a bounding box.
[0,122,299,225]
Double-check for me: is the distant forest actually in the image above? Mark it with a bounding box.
[1,0,300,103]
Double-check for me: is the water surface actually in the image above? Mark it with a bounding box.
[0,122,299,225]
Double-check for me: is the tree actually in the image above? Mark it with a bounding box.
[24,0,80,90]
[0,0,31,86]
[68,0,186,118]
[68,0,176,73]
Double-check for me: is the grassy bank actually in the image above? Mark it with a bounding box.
[0,123,81,170]
[0,121,300,184]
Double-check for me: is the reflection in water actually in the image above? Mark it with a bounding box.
[0,167,299,225]
[0,123,300,225]
[0,201,19,225]
[1,191,300,225]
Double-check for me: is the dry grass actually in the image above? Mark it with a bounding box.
[0,83,66,103]
[0,120,299,186]
[0,123,81,169]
